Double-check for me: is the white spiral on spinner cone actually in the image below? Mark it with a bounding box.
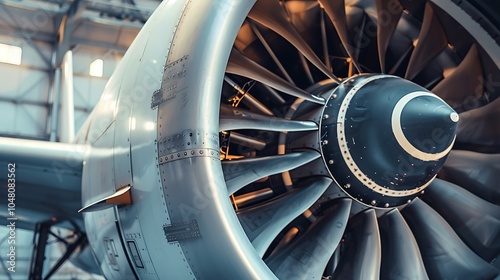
[391,91,457,162]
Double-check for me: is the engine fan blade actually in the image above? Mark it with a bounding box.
[405,2,447,80]
[223,151,320,195]
[402,198,499,280]
[388,44,413,75]
[248,20,295,85]
[227,48,326,104]
[270,227,300,256]
[247,0,339,82]
[320,8,332,71]
[285,0,320,33]
[220,104,317,132]
[229,132,267,151]
[238,177,332,257]
[421,178,500,260]
[332,209,381,280]
[440,150,500,203]
[432,44,483,109]
[375,0,403,73]
[318,0,361,73]
[266,198,352,280]
[379,209,428,280]
[456,96,500,147]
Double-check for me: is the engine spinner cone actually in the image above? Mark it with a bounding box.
[320,75,458,208]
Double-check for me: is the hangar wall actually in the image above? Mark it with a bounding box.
[0,35,121,140]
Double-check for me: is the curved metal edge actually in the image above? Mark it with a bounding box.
[431,0,500,66]
[156,0,278,279]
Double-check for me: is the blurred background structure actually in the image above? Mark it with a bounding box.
[0,1,160,278]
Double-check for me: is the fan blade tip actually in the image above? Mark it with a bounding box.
[330,198,352,213]
[405,1,448,81]
[376,0,403,75]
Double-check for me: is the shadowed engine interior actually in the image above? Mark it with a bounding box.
[218,0,500,279]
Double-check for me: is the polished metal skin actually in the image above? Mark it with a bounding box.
[79,1,277,278]
[0,0,500,279]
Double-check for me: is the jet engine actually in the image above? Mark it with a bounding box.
[79,0,500,279]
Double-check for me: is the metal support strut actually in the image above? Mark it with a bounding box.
[29,218,87,280]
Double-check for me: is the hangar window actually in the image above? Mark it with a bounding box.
[89,58,104,77]
[0,43,22,65]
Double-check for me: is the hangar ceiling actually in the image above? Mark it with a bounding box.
[0,0,159,53]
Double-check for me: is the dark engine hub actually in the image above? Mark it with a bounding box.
[320,74,458,207]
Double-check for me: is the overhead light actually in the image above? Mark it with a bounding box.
[89,59,103,77]
[130,117,136,130]
[144,121,155,131]
[0,43,22,65]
